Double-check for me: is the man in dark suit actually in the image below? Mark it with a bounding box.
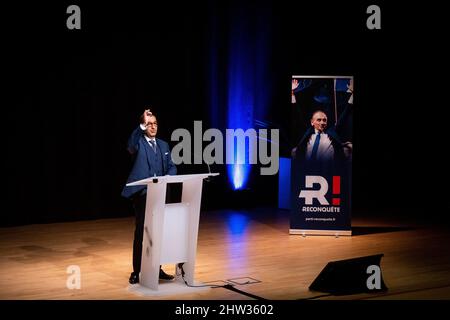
[291,108,352,175]
[122,109,177,284]
[292,110,343,161]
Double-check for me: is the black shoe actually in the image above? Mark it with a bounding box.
[129,272,139,284]
[159,269,174,281]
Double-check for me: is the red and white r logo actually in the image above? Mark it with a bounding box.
[299,175,341,206]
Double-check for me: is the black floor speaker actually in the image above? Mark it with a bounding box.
[309,254,388,295]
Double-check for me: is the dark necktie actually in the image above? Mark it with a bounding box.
[149,140,156,152]
[310,133,321,160]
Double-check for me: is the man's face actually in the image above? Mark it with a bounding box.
[311,111,328,132]
[145,116,158,138]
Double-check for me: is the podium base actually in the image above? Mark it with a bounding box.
[127,278,211,297]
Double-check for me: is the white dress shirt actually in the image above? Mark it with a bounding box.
[306,129,334,161]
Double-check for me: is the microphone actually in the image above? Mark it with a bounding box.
[205,160,212,182]
[193,149,213,182]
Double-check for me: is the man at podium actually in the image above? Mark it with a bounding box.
[121,109,177,284]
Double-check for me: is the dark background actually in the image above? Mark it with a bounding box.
[3,1,448,226]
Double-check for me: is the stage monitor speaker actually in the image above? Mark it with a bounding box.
[309,254,388,295]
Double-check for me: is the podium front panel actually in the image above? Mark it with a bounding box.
[160,203,190,264]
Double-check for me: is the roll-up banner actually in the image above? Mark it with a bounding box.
[290,76,353,236]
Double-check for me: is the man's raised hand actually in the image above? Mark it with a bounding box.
[140,109,153,126]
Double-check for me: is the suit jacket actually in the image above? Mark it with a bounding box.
[121,126,177,199]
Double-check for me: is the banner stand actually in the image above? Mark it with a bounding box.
[289,76,353,236]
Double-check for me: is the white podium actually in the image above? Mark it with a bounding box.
[126,173,218,294]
